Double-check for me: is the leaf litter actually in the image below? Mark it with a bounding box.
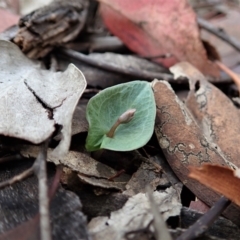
[0,40,86,158]
[88,187,181,240]
[98,0,219,77]
[0,0,240,239]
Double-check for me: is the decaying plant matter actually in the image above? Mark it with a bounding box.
[0,0,240,240]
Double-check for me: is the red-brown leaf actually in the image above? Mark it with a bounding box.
[189,164,240,206]
[0,9,19,33]
[99,0,219,77]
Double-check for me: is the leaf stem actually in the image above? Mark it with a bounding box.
[106,109,136,138]
[106,120,121,138]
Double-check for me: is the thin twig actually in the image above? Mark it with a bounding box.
[50,55,58,72]
[176,196,231,240]
[58,48,234,84]
[33,140,52,240]
[83,88,101,94]
[48,165,63,200]
[0,167,33,190]
[58,48,175,81]
[0,154,22,164]
[108,169,125,181]
[198,17,240,52]
[147,186,172,240]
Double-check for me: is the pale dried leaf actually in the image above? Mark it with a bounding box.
[88,187,181,240]
[21,145,130,190]
[0,40,86,158]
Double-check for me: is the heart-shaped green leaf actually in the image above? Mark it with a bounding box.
[85,81,156,151]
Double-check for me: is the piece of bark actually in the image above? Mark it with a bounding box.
[14,0,89,58]
[152,80,240,226]
[0,159,90,240]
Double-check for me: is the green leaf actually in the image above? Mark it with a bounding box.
[85,81,156,151]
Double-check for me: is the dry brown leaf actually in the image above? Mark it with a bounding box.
[21,145,130,191]
[189,164,240,206]
[152,78,240,225]
[170,62,240,169]
[99,0,219,77]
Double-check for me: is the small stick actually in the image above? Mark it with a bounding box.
[0,154,22,164]
[176,196,231,240]
[83,88,101,94]
[147,186,172,240]
[198,17,240,52]
[50,55,58,72]
[58,48,175,81]
[33,140,52,240]
[108,169,125,181]
[59,48,233,84]
[48,165,63,200]
[0,167,33,190]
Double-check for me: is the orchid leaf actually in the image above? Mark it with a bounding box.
[85,81,156,151]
